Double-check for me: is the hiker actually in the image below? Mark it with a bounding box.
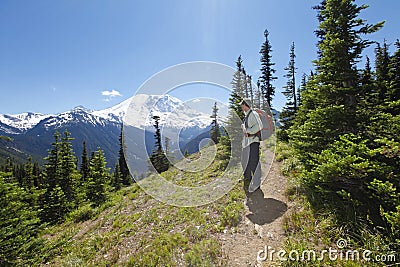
[240,98,262,192]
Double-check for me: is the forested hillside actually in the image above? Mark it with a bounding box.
[0,0,398,266]
[277,0,399,265]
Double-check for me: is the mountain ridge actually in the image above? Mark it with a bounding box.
[0,94,214,168]
[0,94,212,133]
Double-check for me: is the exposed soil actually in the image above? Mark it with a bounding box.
[219,145,290,266]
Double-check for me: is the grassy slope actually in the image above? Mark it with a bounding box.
[33,144,246,266]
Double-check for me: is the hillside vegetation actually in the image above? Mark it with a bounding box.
[22,144,246,266]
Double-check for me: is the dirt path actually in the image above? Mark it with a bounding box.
[219,146,290,266]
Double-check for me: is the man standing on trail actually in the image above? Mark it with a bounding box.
[240,98,262,193]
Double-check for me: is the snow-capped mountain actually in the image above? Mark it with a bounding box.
[0,94,211,134]
[0,112,51,134]
[0,94,214,167]
[93,94,211,129]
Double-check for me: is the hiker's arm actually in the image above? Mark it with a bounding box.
[245,113,262,134]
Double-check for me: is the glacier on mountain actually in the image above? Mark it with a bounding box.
[0,94,213,134]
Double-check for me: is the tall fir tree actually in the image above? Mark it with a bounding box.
[387,39,400,112]
[41,131,80,223]
[20,157,42,213]
[86,148,109,206]
[285,42,297,111]
[361,56,373,87]
[290,0,384,159]
[375,41,391,104]
[297,73,307,107]
[243,69,249,98]
[247,74,254,105]
[254,80,262,109]
[210,102,221,144]
[259,29,277,108]
[112,164,121,191]
[118,125,131,185]
[287,0,400,246]
[58,131,79,205]
[80,141,89,182]
[279,42,297,140]
[22,156,36,189]
[41,131,67,223]
[229,55,246,119]
[149,116,169,173]
[357,56,375,129]
[225,56,247,162]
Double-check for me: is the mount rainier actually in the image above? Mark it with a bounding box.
[0,94,213,168]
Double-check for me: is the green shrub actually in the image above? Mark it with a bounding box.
[68,204,96,223]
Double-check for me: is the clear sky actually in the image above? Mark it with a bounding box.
[0,0,399,114]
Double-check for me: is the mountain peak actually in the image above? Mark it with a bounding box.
[0,94,214,134]
[72,105,92,112]
[91,94,212,129]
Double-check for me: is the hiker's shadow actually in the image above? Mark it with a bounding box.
[244,185,287,225]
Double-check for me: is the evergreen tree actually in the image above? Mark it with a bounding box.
[259,29,277,108]
[41,131,79,222]
[210,102,221,144]
[58,131,79,204]
[225,56,247,162]
[375,41,391,104]
[285,42,297,111]
[80,141,89,182]
[41,132,62,222]
[118,125,131,185]
[33,161,41,187]
[358,56,375,129]
[247,74,254,105]
[361,56,373,87]
[297,73,307,107]
[153,116,162,152]
[361,41,400,249]
[86,148,109,206]
[22,156,36,189]
[254,80,262,109]
[2,158,14,174]
[387,39,400,112]
[149,116,169,173]
[111,164,121,191]
[0,172,41,266]
[279,42,297,140]
[13,163,25,186]
[229,55,246,120]
[243,69,248,98]
[287,0,400,248]
[184,149,189,158]
[290,0,384,159]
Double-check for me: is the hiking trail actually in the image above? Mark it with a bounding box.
[219,144,290,266]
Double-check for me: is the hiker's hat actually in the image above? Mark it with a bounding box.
[240,98,252,108]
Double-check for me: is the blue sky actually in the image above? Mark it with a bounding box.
[0,0,399,114]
